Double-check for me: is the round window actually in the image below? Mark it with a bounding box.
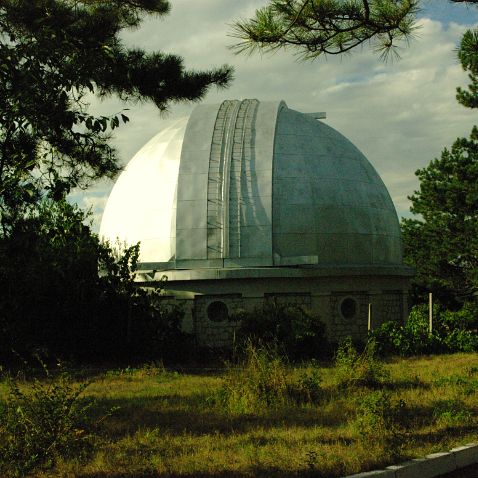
[207,301,229,322]
[340,297,357,319]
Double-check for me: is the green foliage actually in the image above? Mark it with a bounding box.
[402,126,478,306]
[434,372,478,396]
[234,300,328,360]
[400,11,478,307]
[231,0,419,61]
[0,367,96,477]
[334,338,390,388]
[432,399,472,428]
[0,0,232,223]
[0,199,106,360]
[371,303,478,356]
[289,367,323,404]
[231,1,477,66]
[355,390,407,460]
[0,0,231,364]
[457,28,478,109]
[0,199,190,363]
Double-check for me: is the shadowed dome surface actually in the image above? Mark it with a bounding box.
[100,99,402,269]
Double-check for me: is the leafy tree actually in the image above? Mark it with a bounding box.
[401,128,478,304]
[0,0,231,362]
[401,28,478,306]
[0,199,190,362]
[0,0,232,228]
[231,0,476,60]
[457,28,478,109]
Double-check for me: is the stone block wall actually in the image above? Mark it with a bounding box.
[373,291,404,328]
[193,294,244,347]
[327,292,369,341]
[146,284,407,348]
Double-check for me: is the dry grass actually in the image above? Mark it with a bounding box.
[2,353,478,478]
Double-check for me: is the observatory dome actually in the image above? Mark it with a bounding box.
[100,99,402,269]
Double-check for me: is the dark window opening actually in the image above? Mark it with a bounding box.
[207,301,229,322]
[340,297,357,319]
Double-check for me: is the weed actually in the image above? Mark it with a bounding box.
[0,369,95,477]
[1,353,477,477]
[105,362,180,381]
[433,399,473,427]
[335,338,389,389]
[305,449,319,470]
[289,368,323,404]
[355,390,407,460]
[433,373,478,396]
[217,342,290,413]
[466,366,478,376]
[216,342,323,413]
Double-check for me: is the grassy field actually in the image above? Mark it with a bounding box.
[1,351,478,478]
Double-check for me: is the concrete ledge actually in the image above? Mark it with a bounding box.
[387,458,428,478]
[422,452,457,476]
[346,470,395,478]
[342,443,478,478]
[450,443,478,469]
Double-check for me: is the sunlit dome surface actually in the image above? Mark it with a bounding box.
[100,99,402,268]
[99,117,187,262]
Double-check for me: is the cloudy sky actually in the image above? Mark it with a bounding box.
[75,1,478,231]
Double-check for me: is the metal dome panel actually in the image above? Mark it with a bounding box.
[100,99,403,269]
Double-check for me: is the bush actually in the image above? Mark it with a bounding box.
[335,338,390,389]
[130,301,195,363]
[371,302,478,356]
[0,367,97,477]
[290,368,323,404]
[443,329,478,353]
[355,390,407,460]
[234,300,328,360]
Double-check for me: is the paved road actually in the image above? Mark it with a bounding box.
[439,463,478,478]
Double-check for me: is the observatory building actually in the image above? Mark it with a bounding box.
[100,99,414,347]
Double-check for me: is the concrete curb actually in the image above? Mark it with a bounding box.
[343,443,478,478]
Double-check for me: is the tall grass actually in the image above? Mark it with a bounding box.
[335,337,390,388]
[216,342,322,413]
[0,353,477,477]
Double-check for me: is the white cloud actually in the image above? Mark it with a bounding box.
[74,2,478,231]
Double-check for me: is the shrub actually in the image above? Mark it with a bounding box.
[371,302,478,357]
[355,390,407,460]
[133,301,195,363]
[234,300,328,360]
[441,302,478,331]
[289,368,323,404]
[0,368,96,477]
[335,338,390,389]
[443,329,478,352]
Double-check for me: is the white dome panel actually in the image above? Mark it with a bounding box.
[99,118,187,262]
